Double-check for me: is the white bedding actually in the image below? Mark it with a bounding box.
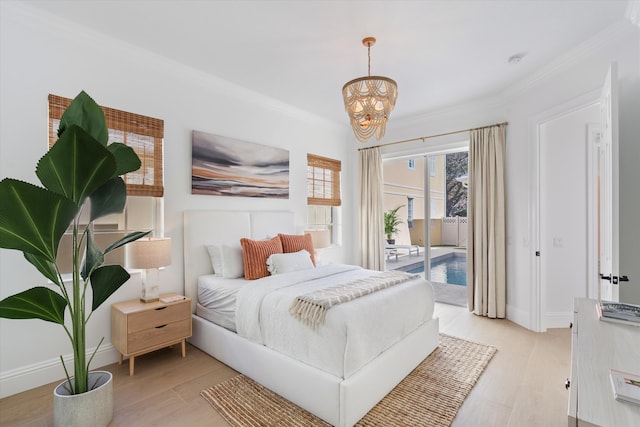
[234,264,434,379]
[197,274,249,331]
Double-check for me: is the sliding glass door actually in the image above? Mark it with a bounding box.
[382,147,468,306]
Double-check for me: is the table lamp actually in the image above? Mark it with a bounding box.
[126,237,171,303]
[305,229,331,264]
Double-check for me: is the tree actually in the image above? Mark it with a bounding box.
[446,152,468,217]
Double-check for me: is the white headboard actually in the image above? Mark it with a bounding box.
[183,210,295,313]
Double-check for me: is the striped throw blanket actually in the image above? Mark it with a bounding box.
[289,270,418,329]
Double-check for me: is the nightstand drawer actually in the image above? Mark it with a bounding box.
[111,293,192,375]
[127,318,191,353]
[128,301,190,333]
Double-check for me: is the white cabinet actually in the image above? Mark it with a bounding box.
[568,298,640,426]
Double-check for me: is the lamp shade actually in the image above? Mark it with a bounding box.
[305,230,331,249]
[126,237,171,269]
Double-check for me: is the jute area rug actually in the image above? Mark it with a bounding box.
[201,334,496,426]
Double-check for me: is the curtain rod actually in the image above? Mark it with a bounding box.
[357,121,508,151]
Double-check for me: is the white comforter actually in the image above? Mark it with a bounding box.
[235,264,434,379]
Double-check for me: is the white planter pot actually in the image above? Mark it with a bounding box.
[53,370,113,427]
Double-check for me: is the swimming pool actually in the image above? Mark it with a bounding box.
[407,252,467,286]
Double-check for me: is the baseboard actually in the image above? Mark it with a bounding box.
[506,303,531,330]
[0,344,119,398]
[544,311,573,330]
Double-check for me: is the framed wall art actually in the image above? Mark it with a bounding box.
[191,130,289,198]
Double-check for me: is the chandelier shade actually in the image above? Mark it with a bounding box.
[342,37,397,142]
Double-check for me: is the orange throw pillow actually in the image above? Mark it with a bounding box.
[240,236,283,280]
[278,233,316,265]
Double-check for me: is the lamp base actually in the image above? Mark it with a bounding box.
[140,268,161,303]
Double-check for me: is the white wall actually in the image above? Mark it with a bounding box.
[0,3,354,397]
[382,21,639,330]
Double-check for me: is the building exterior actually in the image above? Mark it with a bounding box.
[383,155,446,246]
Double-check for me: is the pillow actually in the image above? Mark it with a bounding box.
[206,245,223,276]
[278,233,316,265]
[221,244,244,279]
[240,235,283,280]
[267,250,314,275]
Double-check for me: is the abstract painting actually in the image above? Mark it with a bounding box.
[191,130,289,198]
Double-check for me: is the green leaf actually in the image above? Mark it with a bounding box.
[82,229,104,281]
[36,125,116,206]
[24,253,60,286]
[57,91,108,145]
[89,177,126,222]
[90,265,130,310]
[0,179,77,262]
[0,287,66,324]
[104,230,150,255]
[107,143,141,176]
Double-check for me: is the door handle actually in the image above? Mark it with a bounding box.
[599,274,629,284]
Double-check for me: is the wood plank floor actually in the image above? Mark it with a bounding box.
[0,303,571,427]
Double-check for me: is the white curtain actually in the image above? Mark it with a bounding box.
[359,148,385,270]
[467,125,506,318]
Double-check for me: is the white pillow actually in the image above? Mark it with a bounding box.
[206,245,223,277]
[221,244,244,279]
[266,250,314,275]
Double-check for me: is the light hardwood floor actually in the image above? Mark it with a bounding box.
[0,303,572,427]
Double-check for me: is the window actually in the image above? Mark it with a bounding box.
[407,197,414,228]
[307,154,341,206]
[408,159,415,170]
[307,154,342,246]
[48,95,164,273]
[429,156,436,177]
[48,94,165,197]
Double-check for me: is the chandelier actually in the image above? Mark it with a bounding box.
[342,37,397,142]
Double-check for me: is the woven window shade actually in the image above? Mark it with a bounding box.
[48,94,164,197]
[307,153,341,206]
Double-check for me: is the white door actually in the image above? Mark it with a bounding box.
[598,63,620,302]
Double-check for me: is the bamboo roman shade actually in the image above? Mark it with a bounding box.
[307,153,341,206]
[48,94,164,197]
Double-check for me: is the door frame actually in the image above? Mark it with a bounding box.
[530,89,599,332]
[586,122,602,301]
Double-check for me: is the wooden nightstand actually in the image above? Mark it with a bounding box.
[111,293,192,376]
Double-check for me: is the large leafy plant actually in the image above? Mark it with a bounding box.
[384,205,405,241]
[0,91,149,394]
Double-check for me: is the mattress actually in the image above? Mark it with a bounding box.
[234,264,434,379]
[197,274,249,331]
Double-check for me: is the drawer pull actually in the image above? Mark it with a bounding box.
[155,307,167,311]
[155,324,168,329]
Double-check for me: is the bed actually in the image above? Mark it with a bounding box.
[184,210,439,427]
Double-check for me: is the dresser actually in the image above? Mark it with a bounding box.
[111,293,192,375]
[568,298,640,426]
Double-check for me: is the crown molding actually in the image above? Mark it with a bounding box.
[502,20,636,102]
[1,1,340,130]
[362,18,636,130]
[391,92,507,129]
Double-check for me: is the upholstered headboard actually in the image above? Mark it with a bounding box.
[183,210,295,313]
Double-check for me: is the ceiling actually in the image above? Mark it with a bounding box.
[23,0,632,125]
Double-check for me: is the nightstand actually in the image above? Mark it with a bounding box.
[111,293,192,375]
